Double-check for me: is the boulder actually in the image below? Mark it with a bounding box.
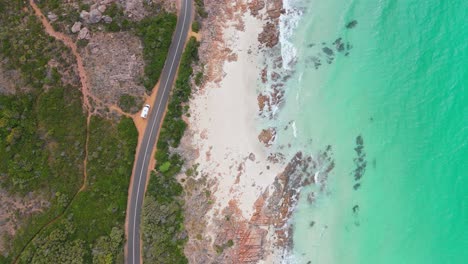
[97,5,107,13]
[47,12,58,22]
[71,22,82,33]
[80,10,90,22]
[89,9,102,24]
[78,27,90,40]
[102,15,113,24]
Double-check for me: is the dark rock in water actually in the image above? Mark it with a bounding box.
[308,43,315,47]
[353,204,359,213]
[310,221,315,227]
[353,183,361,190]
[333,37,342,45]
[345,52,350,56]
[346,42,353,50]
[346,20,358,29]
[322,42,326,45]
[354,146,363,154]
[337,43,345,52]
[354,221,360,227]
[356,135,364,145]
[307,56,322,69]
[307,261,312,264]
[322,47,334,56]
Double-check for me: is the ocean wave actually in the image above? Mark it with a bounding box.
[279,0,304,70]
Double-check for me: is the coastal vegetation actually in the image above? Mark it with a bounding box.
[118,93,140,114]
[0,2,136,262]
[192,21,201,33]
[142,36,200,263]
[0,2,86,260]
[195,0,208,18]
[17,116,137,263]
[1,0,192,262]
[135,14,177,91]
[142,171,187,263]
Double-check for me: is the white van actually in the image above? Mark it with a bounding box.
[140,104,150,119]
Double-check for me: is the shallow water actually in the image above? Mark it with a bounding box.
[277,0,468,263]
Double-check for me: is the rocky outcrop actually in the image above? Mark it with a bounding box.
[78,27,90,40]
[251,0,284,48]
[205,151,333,263]
[258,128,276,146]
[248,0,265,16]
[47,12,58,22]
[258,22,279,48]
[71,22,82,33]
[88,9,103,24]
[81,32,146,105]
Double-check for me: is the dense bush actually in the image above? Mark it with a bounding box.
[143,170,187,264]
[155,37,199,165]
[18,116,137,263]
[0,2,89,260]
[135,14,177,91]
[192,21,201,33]
[103,2,132,32]
[195,0,208,18]
[0,2,138,262]
[118,93,140,113]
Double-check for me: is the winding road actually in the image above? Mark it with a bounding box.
[126,0,193,263]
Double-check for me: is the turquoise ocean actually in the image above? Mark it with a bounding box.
[275,0,467,263]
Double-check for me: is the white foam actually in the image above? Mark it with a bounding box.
[292,121,297,138]
[279,0,303,70]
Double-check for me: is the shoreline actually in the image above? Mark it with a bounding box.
[177,0,320,262]
[179,1,336,262]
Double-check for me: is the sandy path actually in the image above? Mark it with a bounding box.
[29,0,104,112]
[29,0,97,191]
[27,1,179,263]
[13,2,99,262]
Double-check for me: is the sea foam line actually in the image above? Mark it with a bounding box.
[279,0,303,70]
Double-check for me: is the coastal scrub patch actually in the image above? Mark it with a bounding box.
[17,116,137,263]
[118,93,141,114]
[142,171,187,263]
[135,13,177,91]
[143,36,200,263]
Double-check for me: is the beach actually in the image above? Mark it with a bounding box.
[174,0,341,262]
[179,0,291,262]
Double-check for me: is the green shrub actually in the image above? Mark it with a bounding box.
[135,14,177,91]
[195,0,208,18]
[118,94,139,113]
[142,171,187,263]
[194,71,203,86]
[192,21,200,33]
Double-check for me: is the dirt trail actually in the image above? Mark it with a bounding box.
[29,0,103,112]
[13,2,100,262]
[26,1,170,263]
[29,0,94,189]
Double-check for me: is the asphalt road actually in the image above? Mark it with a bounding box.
[126,0,192,263]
